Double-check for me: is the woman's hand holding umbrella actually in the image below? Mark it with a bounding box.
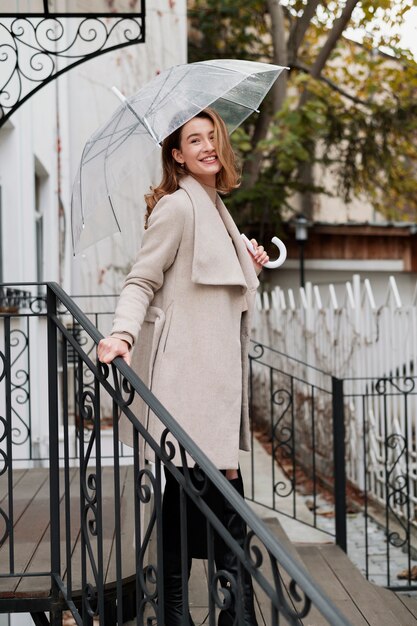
[249,239,270,269]
[242,234,287,269]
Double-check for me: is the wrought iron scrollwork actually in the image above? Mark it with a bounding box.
[137,467,158,623]
[0,415,8,477]
[78,383,101,618]
[249,342,265,361]
[271,388,294,498]
[269,553,311,622]
[0,9,145,127]
[160,427,177,463]
[112,364,135,409]
[179,448,210,498]
[244,530,263,569]
[374,376,412,550]
[0,504,10,547]
[211,569,237,612]
[10,329,30,446]
[385,433,409,548]
[375,376,416,395]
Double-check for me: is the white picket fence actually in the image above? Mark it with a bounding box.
[251,274,417,523]
[252,274,417,381]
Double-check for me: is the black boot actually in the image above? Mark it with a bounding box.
[162,468,196,626]
[163,551,195,626]
[215,472,259,626]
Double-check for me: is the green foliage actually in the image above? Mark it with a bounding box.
[188,0,417,226]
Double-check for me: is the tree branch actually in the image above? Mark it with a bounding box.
[310,0,361,79]
[291,63,371,106]
[267,0,288,112]
[297,0,361,218]
[242,0,289,189]
[287,0,321,65]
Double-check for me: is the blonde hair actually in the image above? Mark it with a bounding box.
[144,108,240,228]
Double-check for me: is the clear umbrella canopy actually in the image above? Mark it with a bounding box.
[71,59,287,253]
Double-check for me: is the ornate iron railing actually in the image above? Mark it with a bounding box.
[0,287,128,465]
[343,375,417,590]
[0,282,351,625]
[0,2,146,128]
[247,341,347,550]
[248,340,417,590]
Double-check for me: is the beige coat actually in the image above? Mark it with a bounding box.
[111,175,259,469]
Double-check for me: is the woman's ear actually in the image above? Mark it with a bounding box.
[172,148,184,164]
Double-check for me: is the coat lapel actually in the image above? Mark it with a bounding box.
[215,196,260,293]
[179,176,259,291]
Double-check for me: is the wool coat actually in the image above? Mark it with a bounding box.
[111,174,259,469]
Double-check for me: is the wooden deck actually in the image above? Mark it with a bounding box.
[0,465,137,603]
[2,468,417,624]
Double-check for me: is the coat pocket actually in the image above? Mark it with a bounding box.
[143,305,166,388]
[161,302,174,353]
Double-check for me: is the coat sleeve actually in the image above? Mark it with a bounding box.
[110,193,187,346]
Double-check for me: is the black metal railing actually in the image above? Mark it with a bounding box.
[0,283,351,625]
[248,341,417,590]
[343,375,417,590]
[0,288,131,465]
[248,341,346,549]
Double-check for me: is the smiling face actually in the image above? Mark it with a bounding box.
[172,116,223,187]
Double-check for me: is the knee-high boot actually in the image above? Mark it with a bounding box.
[162,551,195,626]
[215,472,259,626]
[162,468,196,626]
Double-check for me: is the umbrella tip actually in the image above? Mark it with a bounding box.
[111,86,126,103]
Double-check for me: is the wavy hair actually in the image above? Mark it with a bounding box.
[144,108,240,228]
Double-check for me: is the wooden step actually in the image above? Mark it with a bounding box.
[263,517,417,625]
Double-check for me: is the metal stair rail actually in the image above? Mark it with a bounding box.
[0,282,352,625]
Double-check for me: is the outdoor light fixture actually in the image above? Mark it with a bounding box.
[293,214,311,288]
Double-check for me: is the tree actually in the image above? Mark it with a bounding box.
[188,0,417,238]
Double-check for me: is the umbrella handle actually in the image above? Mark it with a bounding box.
[241,233,287,269]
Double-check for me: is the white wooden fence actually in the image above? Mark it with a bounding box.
[252,274,417,381]
[251,274,417,523]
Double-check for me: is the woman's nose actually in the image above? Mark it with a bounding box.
[202,137,214,151]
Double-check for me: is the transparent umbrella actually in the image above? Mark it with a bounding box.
[71,58,287,254]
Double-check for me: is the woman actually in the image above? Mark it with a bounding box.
[98,108,268,625]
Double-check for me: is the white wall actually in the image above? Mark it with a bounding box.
[0,81,60,285]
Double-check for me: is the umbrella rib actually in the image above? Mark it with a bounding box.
[145,67,194,127]
[102,108,131,235]
[78,142,89,222]
[105,123,140,159]
[83,124,141,166]
[123,99,160,144]
[87,121,141,145]
[217,95,260,113]
[142,66,176,118]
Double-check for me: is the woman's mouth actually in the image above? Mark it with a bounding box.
[200,155,217,163]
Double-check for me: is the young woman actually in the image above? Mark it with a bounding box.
[98,108,268,625]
